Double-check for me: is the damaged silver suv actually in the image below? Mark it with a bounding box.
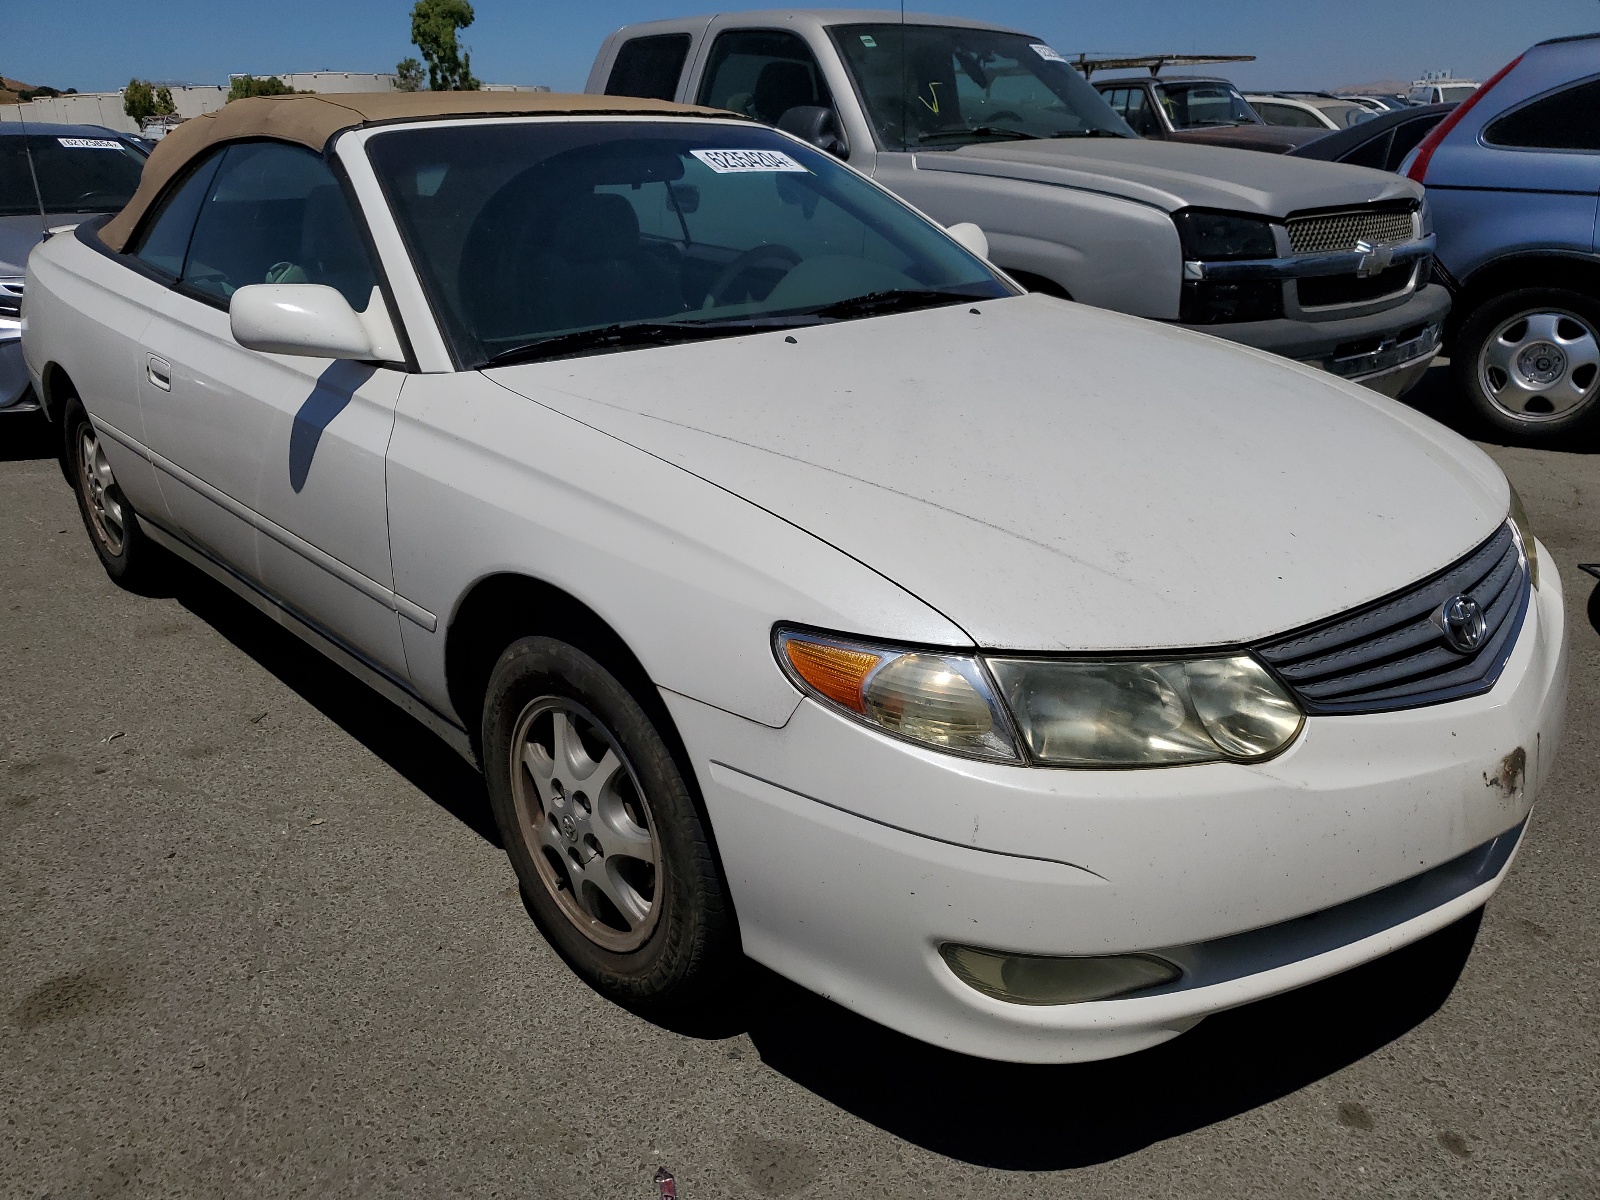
[590,11,1450,395]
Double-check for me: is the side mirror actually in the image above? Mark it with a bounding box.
[230,284,403,363]
[776,105,849,159]
[945,222,990,261]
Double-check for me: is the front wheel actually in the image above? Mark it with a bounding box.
[481,636,738,1009]
[64,397,161,588]
[1453,288,1600,444]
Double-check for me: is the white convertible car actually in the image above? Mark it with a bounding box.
[22,93,1566,1063]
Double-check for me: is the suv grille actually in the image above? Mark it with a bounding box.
[1254,524,1529,714]
[1287,207,1415,254]
[1297,261,1418,308]
[0,280,21,321]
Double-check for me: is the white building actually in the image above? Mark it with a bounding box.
[0,74,549,136]
[0,85,226,134]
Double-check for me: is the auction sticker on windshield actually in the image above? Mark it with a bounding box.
[691,149,808,174]
[57,138,124,150]
[1030,44,1068,64]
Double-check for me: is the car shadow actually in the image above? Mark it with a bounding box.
[154,552,500,847]
[736,908,1482,1169]
[0,412,56,462]
[1401,358,1600,452]
[130,520,1484,1170]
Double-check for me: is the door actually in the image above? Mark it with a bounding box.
[136,139,410,678]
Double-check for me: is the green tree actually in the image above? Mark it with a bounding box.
[154,85,176,116]
[409,0,481,91]
[394,57,425,92]
[227,75,301,102]
[124,78,156,121]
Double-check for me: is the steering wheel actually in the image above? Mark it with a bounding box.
[72,190,123,208]
[706,244,803,307]
[986,110,1022,122]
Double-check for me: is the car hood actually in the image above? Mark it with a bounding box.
[1166,124,1325,153]
[486,294,1507,651]
[913,137,1419,217]
[0,213,47,277]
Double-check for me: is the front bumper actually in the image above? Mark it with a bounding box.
[670,544,1567,1063]
[1179,283,1452,397]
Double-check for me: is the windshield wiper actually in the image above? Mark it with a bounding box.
[916,126,1044,144]
[805,289,983,320]
[481,317,813,367]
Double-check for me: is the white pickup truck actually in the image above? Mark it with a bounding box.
[587,9,1451,395]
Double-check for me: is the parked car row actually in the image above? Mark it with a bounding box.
[20,88,1565,1066]
[0,123,148,414]
[590,13,1448,397]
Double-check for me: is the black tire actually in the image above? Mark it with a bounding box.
[62,396,161,588]
[481,636,737,1010]
[1453,287,1600,444]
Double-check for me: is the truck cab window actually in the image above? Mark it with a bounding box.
[697,30,834,126]
[606,33,692,101]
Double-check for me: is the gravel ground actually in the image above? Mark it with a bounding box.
[2,368,1596,1199]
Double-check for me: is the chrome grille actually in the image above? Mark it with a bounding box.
[1287,208,1416,254]
[1255,525,1529,714]
[0,280,21,321]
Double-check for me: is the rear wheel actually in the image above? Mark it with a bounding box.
[64,397,161,588]
[481,636,737,1009]
[1454,288,1600,443]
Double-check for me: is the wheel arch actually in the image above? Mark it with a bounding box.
[39,360,77,425]
[445,572,684,768]
[1448,252,1600,347]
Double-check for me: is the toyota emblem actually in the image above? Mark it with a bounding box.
[1434,594,1487,653]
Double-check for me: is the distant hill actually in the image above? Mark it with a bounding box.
[1,77,77,104]
[1332,79,1413,96]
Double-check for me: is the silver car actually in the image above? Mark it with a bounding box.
[0,122,147,414]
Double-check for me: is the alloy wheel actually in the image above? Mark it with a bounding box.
[1477,308,1600,424]
[509,697,662,953]
[77,426,127,556]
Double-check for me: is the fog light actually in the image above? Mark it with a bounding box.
[941,944,1180,1005]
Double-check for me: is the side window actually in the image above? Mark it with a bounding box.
[1343,129,1394,170]
[1386,116,1438,170]
[1485,78,1600,152]
[130,150,226,278]
[1123,89,1158,136]
[1102,89,1128,117]
[605,34,692,101]
[1256,102,1323,128]
[697,29,834,126]
[181,141,379,309]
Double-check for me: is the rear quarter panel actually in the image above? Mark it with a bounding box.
[23,230,167,513]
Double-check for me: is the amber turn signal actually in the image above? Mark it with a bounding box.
[782,638,882,713]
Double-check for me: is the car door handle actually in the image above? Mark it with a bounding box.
[146,354,171,391]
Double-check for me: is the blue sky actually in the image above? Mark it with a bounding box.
[7,1,1598,94]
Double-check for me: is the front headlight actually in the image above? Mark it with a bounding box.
[775,629,1021,762]
[987,654,1303,767]
[1507,482,1540,590]
[1172,209,1278,261]
[775,629,1304,768]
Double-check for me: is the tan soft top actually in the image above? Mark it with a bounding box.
[100,91,742,252]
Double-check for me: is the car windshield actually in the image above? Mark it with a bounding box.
[1440,85,1478,103]
[1155,81,1262,128]
[0,133,145,216]
[366,120,1010,368]
[829,23,1133,150]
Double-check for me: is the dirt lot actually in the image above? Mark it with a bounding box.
[2,366,1597,1199]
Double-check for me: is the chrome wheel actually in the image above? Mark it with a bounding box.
[509,697,661,953]
[1477,308,1600,423]
[77,426,127,556]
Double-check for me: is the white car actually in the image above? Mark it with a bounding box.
[1245,93,1377,131]
[22,92,1567,1064]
